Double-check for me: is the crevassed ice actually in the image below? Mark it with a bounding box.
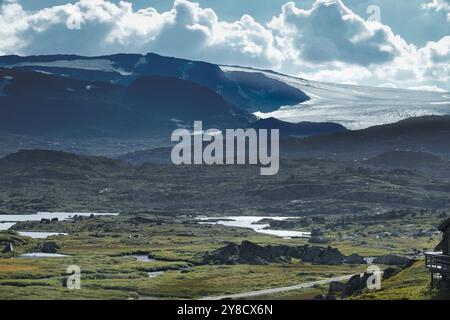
[221,66,450,130]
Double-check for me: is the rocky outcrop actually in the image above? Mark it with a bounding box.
[344,253,366,265]
[327,273,373,298]
[343,273,372,297]
[39,242,61,253]
[200,241,288,265]
[373,254,414,267]
[382,267,400,280]
[328,281,347,295]
[199,241,353,266]
[305,246,345,265]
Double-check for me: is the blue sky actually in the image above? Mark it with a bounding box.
[1,0,449,91]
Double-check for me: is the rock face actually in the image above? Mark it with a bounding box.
[328,273,373,298]
[306,246,345,265]
[200,241,288,265]
[328,281,346,295]
[200,241,351,265]
[3,242,13,253]
[373,254,414,267]
[382,267,400,280]
[344,254,367,265]
[39,242,60,253]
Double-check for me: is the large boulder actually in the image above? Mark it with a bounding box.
[200,241,282,265]
[344,253,367,265]
[324,273,378,299]
[328,281,346,295]
[199,242,346,265]
[237,241,277,264]
[382,267,400,280]
[319,247,346,265]
[342,275,365,298]
[40,242,61,253]
[300,245,345,265]
[373,254,414,267]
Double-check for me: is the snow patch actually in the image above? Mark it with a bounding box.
[34,70,53,75]
[221,65,450,130]
[13,59,132,76]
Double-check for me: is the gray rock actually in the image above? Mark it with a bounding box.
[345,253,367,265]
[373,254,414,267]
[318,247,346,265]
[40,242,61,253]
[382,267,400,280]
[328,281,346,295]
[200,241,346,266]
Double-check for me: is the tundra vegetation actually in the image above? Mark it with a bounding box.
[0,149,449,299]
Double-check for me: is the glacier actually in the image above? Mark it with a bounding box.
[221,66,450,130]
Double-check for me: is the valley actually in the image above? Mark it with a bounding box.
[0,52,449,300]
[0,149,449,300]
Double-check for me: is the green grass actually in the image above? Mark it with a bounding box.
[0,211,447,300]
[354,261,437,300]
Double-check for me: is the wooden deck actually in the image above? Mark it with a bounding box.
[425,252,450,273]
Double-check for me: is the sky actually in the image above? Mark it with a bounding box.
[0,0,449,91]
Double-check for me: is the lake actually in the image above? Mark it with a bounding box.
[17,231,68,239]
[197,216,310,239]
[18,253,69,258]
[0,212,119,238]
[132,255,157,262]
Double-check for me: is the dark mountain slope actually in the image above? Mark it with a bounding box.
[2,149,450,215]
[357,150,450,178]
[0,53,310,113]
[283,116,450,160]
[254,117,347,137]
[0,68,250,138]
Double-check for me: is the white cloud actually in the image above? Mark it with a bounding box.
[422,0,450,20]
[0,0,281,67]
[268,0,408,66]
[0,0,448,91]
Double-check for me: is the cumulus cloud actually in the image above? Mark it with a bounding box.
[0,0,282,68]
[268,0,407,66]
[422,0,450,20]
[0,0,448,91]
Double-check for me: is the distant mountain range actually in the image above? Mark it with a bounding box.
[282,115,450,160]
[0,53,310,113]
[2,147,450,214]
[119,116,450,165]
[0,52,449,158]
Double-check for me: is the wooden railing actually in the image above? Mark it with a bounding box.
[425,252,450,273]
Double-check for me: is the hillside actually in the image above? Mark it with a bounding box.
[1,149,450,216]
[283,116,450,160]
